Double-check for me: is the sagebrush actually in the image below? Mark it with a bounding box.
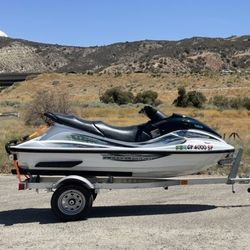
[24,88,72,125]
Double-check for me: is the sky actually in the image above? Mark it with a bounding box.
[0,0,250,47]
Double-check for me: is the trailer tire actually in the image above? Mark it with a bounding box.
[51,184,93,221]
[92,192,98,201]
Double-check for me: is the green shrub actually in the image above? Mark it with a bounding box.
[243,97,250,110]
[100,87,134,105]
[134,90,161,106]
[173,87,189,107]
[210,96,250,110]
[0,100,20,107]
[230,97,242,109]
[173,87,206,108]
[100,88,162,106]
[210,95,230,109]
[187,91,207,108]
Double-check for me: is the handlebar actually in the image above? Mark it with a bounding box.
[139,106,167,121]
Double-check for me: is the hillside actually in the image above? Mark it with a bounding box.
[1,72,250,105]
[0,36,250,74]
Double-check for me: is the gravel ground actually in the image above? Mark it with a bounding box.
[0,175,249,250]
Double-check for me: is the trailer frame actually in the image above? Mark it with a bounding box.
[11,148,250,221]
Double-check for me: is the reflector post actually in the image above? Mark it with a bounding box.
[180,180,188,185]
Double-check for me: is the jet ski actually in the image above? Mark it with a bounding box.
[6,106,234,178]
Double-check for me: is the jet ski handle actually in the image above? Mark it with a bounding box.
[139,106,167,121]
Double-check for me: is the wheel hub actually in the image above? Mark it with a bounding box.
[68,199,76,206]
[58,189,86,216]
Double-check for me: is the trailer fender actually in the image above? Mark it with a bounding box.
[53,175,95,190]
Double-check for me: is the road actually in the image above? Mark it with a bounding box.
[0,175,249,250]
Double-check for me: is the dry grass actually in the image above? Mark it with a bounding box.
[0,118,34,172]
[1,72,250,105]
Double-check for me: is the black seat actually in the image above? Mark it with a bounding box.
[45,112,143,142]
[44,112,103,136]
[94,122,139,142]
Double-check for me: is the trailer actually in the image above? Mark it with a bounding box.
[10,148,250,221]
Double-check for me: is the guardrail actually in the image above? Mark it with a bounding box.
[0,112,19,118]
[0,73,39,88]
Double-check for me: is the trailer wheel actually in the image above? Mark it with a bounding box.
[51,184,93,221]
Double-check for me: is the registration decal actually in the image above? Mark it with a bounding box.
[176,144,214,151]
